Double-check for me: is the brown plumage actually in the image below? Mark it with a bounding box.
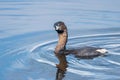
[54,21,108,59]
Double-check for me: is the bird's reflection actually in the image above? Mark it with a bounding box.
[55,53,68,80]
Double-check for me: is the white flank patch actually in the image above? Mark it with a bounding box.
[96,49,108,54]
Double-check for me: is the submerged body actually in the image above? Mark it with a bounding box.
[54,21,108,59]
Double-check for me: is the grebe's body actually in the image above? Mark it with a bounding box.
[54,21,107,59]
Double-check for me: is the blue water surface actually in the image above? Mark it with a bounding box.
[0,0,120,80]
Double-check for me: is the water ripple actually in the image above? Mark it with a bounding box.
[29,32,120,79]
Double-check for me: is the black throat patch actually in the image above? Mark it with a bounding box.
[56,30,64,34]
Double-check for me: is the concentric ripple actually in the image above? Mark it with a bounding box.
[30,33,120,80]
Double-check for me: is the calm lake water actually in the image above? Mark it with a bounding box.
[0,0,120,80]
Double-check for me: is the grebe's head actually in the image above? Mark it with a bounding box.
[54,21,67,34]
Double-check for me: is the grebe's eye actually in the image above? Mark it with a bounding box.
[58,23,61,26]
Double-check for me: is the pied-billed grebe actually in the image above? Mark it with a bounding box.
[54,21,108,59]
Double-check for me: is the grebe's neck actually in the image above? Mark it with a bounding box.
[55,29,68,53]
[58,30,68,47]
[55,29,68,71]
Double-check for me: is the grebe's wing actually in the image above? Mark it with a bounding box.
[64,46,108,59]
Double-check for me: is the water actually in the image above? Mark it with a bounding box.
[0,0,120,80]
